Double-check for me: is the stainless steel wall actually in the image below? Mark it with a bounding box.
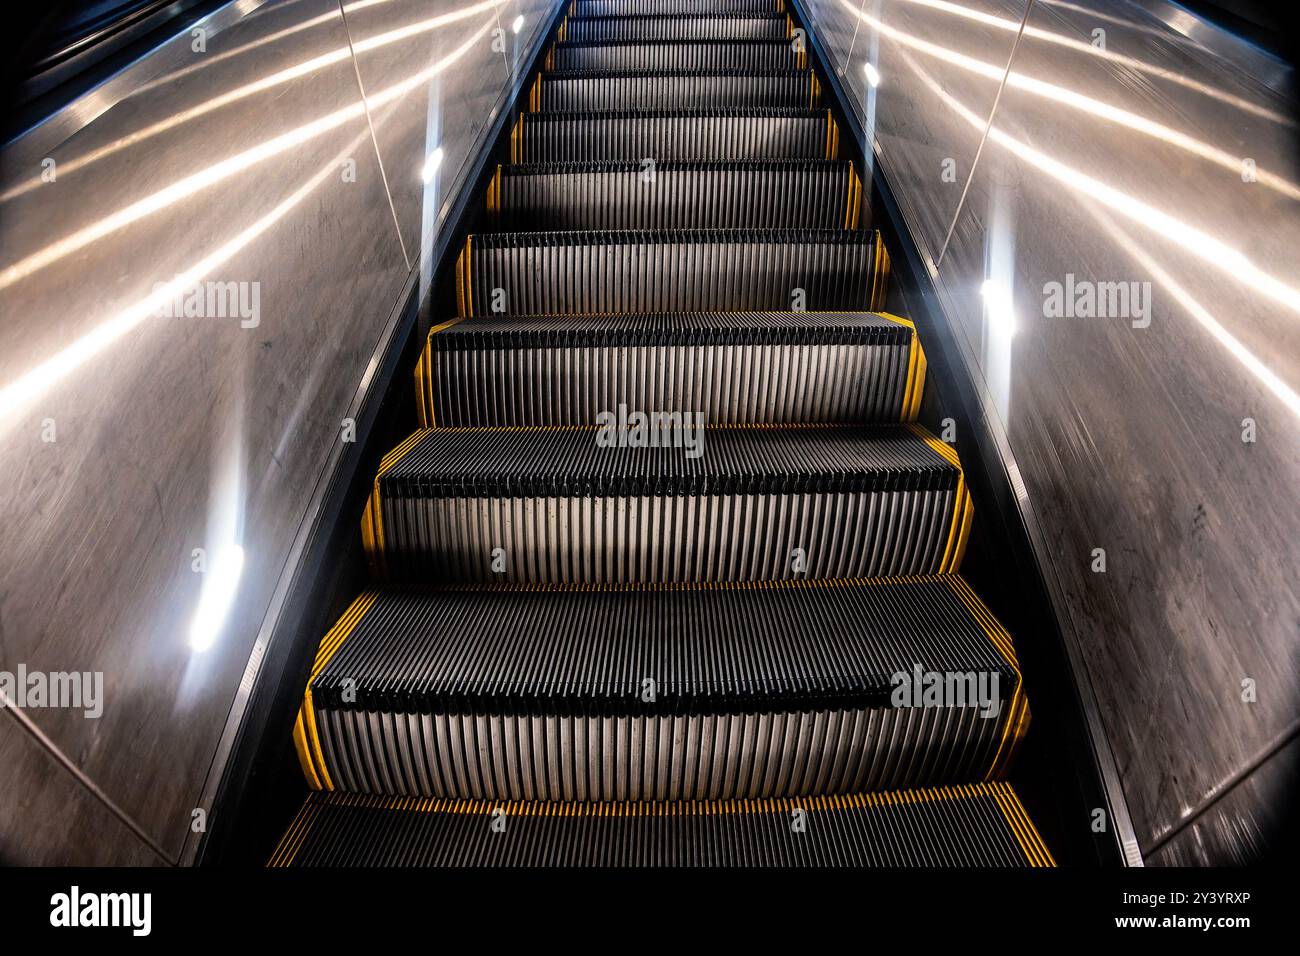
[0,0,560,865]
[800,0,1299,864]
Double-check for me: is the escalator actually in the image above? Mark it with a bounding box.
[267,0,1056,867]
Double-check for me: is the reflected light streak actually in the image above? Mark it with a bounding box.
[838,0,1300,201]
[421,146,444,183]
[132,0,398,99]
[981,279,1016,338]
[0,0,504,204]
[0,16,498,292]
[0,123,374,424]
[903,56,1300,316]
[893,0,1292,126]
[189,545,245,651]
[894,47,1300,417]
[1090,207,1300,421]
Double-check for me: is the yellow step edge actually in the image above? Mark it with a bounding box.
[294,591,380,791]
[904,421,971,571]
[266,800,319,867]
[940,576,1030,781]
[416,316,468,428]
[360,429,427,571]
[305,782,1036,819]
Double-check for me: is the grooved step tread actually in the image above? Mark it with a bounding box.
[414,311,921,428]
[303,576,1022,713]
[490,159,864,231]
[269,783,1055,867]
[377,424,956,499]
[530,70,821,111]
[425,311,912,349]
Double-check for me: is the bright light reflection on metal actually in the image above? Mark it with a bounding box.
[189,545,245,652]
[0,16,497,292]
[421,146,444,183]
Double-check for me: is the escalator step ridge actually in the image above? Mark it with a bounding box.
[490,159,864,231]
[413,311,921,427]
[269,782,1054,866]
[573,0,787,15]
[532,70,820,111]
[456,228,884,316]
[510,108,837,162]
[291,577,1028,801]
[560,14,793,42]
[549,39,807,72]
[359,424,972,585]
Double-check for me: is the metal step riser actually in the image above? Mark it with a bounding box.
[498,166,857,230]
[519,114,830,162]
[538,73,816,111]
[378,489,956,583]
[421,342,908,426]
[553,41,801,72]
[315,706,1005,801]
[564,16,789,42]
[574,0,783,16]
[462,234,875,315]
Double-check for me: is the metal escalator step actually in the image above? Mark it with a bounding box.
[269,783,1054,866]
[359,424,972,583]
[532,70,820,111]
[413,312,924,427]
[560,14,792,42]
[550,39,805,72]
[290,577,1028,800]
[454,229,886,316]
[510,109,837,162]
[574,0,784,16]
[489,160,864,231]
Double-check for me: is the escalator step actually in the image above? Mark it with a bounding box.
[489,160,864,231]
[269,783,1055,866]
[510,109,837,162]
[455,229,886,316]
[574,0,784,16]
[414,312,924,427]
[561,14,791,42]
[291,577,1027,800]
[550,39,805,72]
[533,70,819,111]
[360,424,971,583]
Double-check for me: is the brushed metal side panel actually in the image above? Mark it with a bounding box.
[0,712,163,866]
[0,0,410,860]
[930,0,1300,860]
[1146,730,1299,865]
[803,0,1030,267]
[800,0,868,75]
[344,0,556,259]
